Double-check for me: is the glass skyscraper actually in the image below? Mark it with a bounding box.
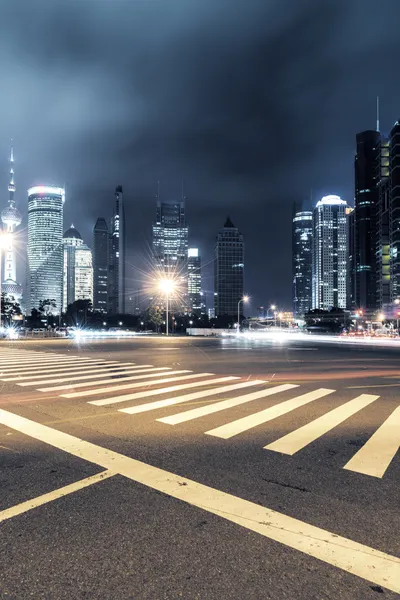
[214,217,244,317]
[152,200,188,275]
[187,247,202,315]
[292,209,312,316]
[108,186,125,314]
[312,195,348,310]
[27,186,65,313]
[93,217,109,313]
[62,225,93,310]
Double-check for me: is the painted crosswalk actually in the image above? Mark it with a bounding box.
[1,348,399,480]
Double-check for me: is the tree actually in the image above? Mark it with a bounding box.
[66,299,93,326]
[1,293,22,325]
[38,299,57,316]
[145,305,163,332]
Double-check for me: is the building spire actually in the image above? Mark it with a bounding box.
[8,141,15,207]
[376,96,380,132]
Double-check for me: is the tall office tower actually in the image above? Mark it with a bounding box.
[375,135,390,307]
[93,217,109,312]
[27,186,65,313]
[346,207,355,309]
[312,195,348,310]
[214,217,244,317]
[1,145,22,300]
[354,131,380,309]
[62,225,93,310]
[152,200,188,275]
[389,121,400,301]
[108,186,125,314]
[187,248,202,314]
[292,209,312,316]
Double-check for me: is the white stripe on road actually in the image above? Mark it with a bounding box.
[54,370,190,394]
[0,470,115,523]
[17,367,170,387]
[344,404,400,478]
[265,394,379,455]
[0,357,94,367]
[119,379,262,415]
[89,376,237,407]
[206,388,335,439]
[0,358,113,372]
[0,408,398,594]
[158,384,299,426]
[64,372,213,399]
[2,361,127,379]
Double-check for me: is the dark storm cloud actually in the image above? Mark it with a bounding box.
[1,0,400,306]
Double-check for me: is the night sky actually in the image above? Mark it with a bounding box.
[2,0,400,310]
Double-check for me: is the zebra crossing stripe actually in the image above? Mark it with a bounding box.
[344,404,400,478]
[2,362,127,380]
[119,379,263,415]
[158,384,299,425]
[17,367,171,387]
[89,376,236,407]
[0,359,114,374]
[265,394,379,455]
[0,357,94,367]
[53,370,191,394]
[206,388,335,439]
[64,372,213,400]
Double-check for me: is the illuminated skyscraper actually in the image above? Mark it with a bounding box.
[108,186,125,314]
[1,145,22,300]
[375,135,390,307]
[292,209,312,316]
[93,217,109,312]
[312,195,348,310]
[354,130,380,310]
[389,120,400,301]
[152,200,188,275]
[214,217,244,317]
[187,248,202,314]
[27,186,65,313]
[62,225,93,309]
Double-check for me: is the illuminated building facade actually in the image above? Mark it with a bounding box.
[27,186,65,313]
[93,217,108,312]
[1,145,22,300]
[152,200,188,275]
[354,130,380,310]
[389,121,400,301]
[214,217,244,317]
[108,186,125,314]
[375,135,390,307]
[346,207,355,309]
[312,195,348,310]
[62,225,93,309]
[292,209,312,316]
[187,248,202,314]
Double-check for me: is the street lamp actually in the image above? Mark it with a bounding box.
[0,232,12,329]
[278,312,283,328]
[158,278,175,336]
[237,295,249,333]
[266,304,276,320]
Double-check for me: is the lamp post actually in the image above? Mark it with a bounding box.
[0,232,12,329]
[237,295,249,333]
[159,279,175,336]
[266,304,276,320]
[278,312,283,328]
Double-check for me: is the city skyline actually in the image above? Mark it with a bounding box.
[3,2,400,308]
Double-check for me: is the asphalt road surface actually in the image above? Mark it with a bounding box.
[0,334,399,600]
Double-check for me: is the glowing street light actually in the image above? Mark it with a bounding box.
[158,278,176,336]
[0,232,12,328]
[237,295,249,333]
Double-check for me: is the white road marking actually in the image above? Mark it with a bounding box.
[55,370,191,394]
[206,388,335,439]
[0,357,95,367]
[158,384,299,425]
[64,372,213,399]
[17,367,171,387]
[0,470,115,523]
[2,361,126,379]
[89,376,237,407]
[0,408,398,594]
[344,404,400,478]
[0,359,115,374]
[119,379,262,415]
[265,394,380,455]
